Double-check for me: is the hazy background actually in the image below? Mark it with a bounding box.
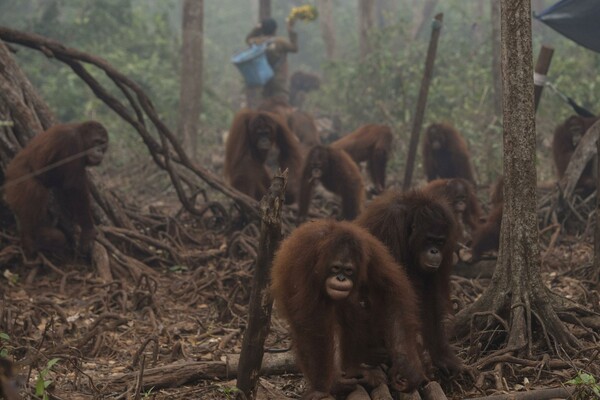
[1,0,598,190]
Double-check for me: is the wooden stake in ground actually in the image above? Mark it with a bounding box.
[236,170,287,399]
[402,13,443,191]
[533,45,553,112]
[559,120,600,199]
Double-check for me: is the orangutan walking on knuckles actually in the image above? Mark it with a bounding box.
[356,189,464,376]
[297,145,365,223]
[4,121,109,260]
[331,124,393,194]
[271,219,426,399]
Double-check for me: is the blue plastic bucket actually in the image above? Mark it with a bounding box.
[231,43,274,87]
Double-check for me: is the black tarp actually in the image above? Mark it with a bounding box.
[535,0,600,53]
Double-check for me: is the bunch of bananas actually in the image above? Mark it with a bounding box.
[286,5,318,23]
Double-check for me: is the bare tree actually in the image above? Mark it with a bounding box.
[375,0,397,28]
[358,0,375,59]
[411,0,439,40]
[318,0,336,60]
[454,0,598,360]
[178,0,204,161]
[260,0,271,20]
[491,0,502,118]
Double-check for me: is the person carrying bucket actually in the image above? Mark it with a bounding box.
[245,17,298,102]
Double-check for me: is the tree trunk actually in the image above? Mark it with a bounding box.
[471,1,485,45]
[178,0,203,161]
[259,0,271,20]
[0,41,55,170]
[358,0,375,60]
[375,0,397,28]
[318,0,336,60]
[491,0,502,118]
[411,0,439,40]
[454,0,581,357]
[236,172,286,399]
[485,0,503,183]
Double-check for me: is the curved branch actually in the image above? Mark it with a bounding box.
[0,27,259,219]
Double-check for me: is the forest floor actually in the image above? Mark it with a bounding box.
[1,176,600,400]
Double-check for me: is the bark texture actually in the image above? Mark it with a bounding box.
[259,0,271,20]
[178,0,204,161]
[454,0,581,356]
[318,0,336,60]
[358,0,375,59]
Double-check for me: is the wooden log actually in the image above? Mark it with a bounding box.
[370,383,393,400]
[228,352,297,376]
[347,385,370,400]
[398,390,422,400]
[465,386,575,399]
[421,381,448,400]
[101,352,298,391]
[236,172,288,399]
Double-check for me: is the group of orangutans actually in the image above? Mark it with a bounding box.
[222,101,599,396]
[2,75,597,399]
[272,188,462,398]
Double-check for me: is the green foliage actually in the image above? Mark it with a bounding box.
[142,386,156,398]
[35,357,60,400]
[0,1,599,185]
[0,332,11,358]
[216,385,240,399]
[168,265,188,274]
[566,371,600,399]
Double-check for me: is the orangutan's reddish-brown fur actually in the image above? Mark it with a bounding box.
[552,115,599,194]
[224,109,302,203]
[356,190,462,375]
[257,96,293,118]
[298,145,365,222]
[4,121,109,258]
[331,124,393,193]
[422,122,476,185]
[271,219,425,398]
[471,176,504,261]
[422,178,483,241]
[287,110,321,148]
[290,70,321,107]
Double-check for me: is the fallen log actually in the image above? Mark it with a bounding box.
[347,385,370,400]
[370,383,393,400]
[466,386,575,399]
[101,352,298,391]
[398,390,422,399]
[421,381,448,400]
